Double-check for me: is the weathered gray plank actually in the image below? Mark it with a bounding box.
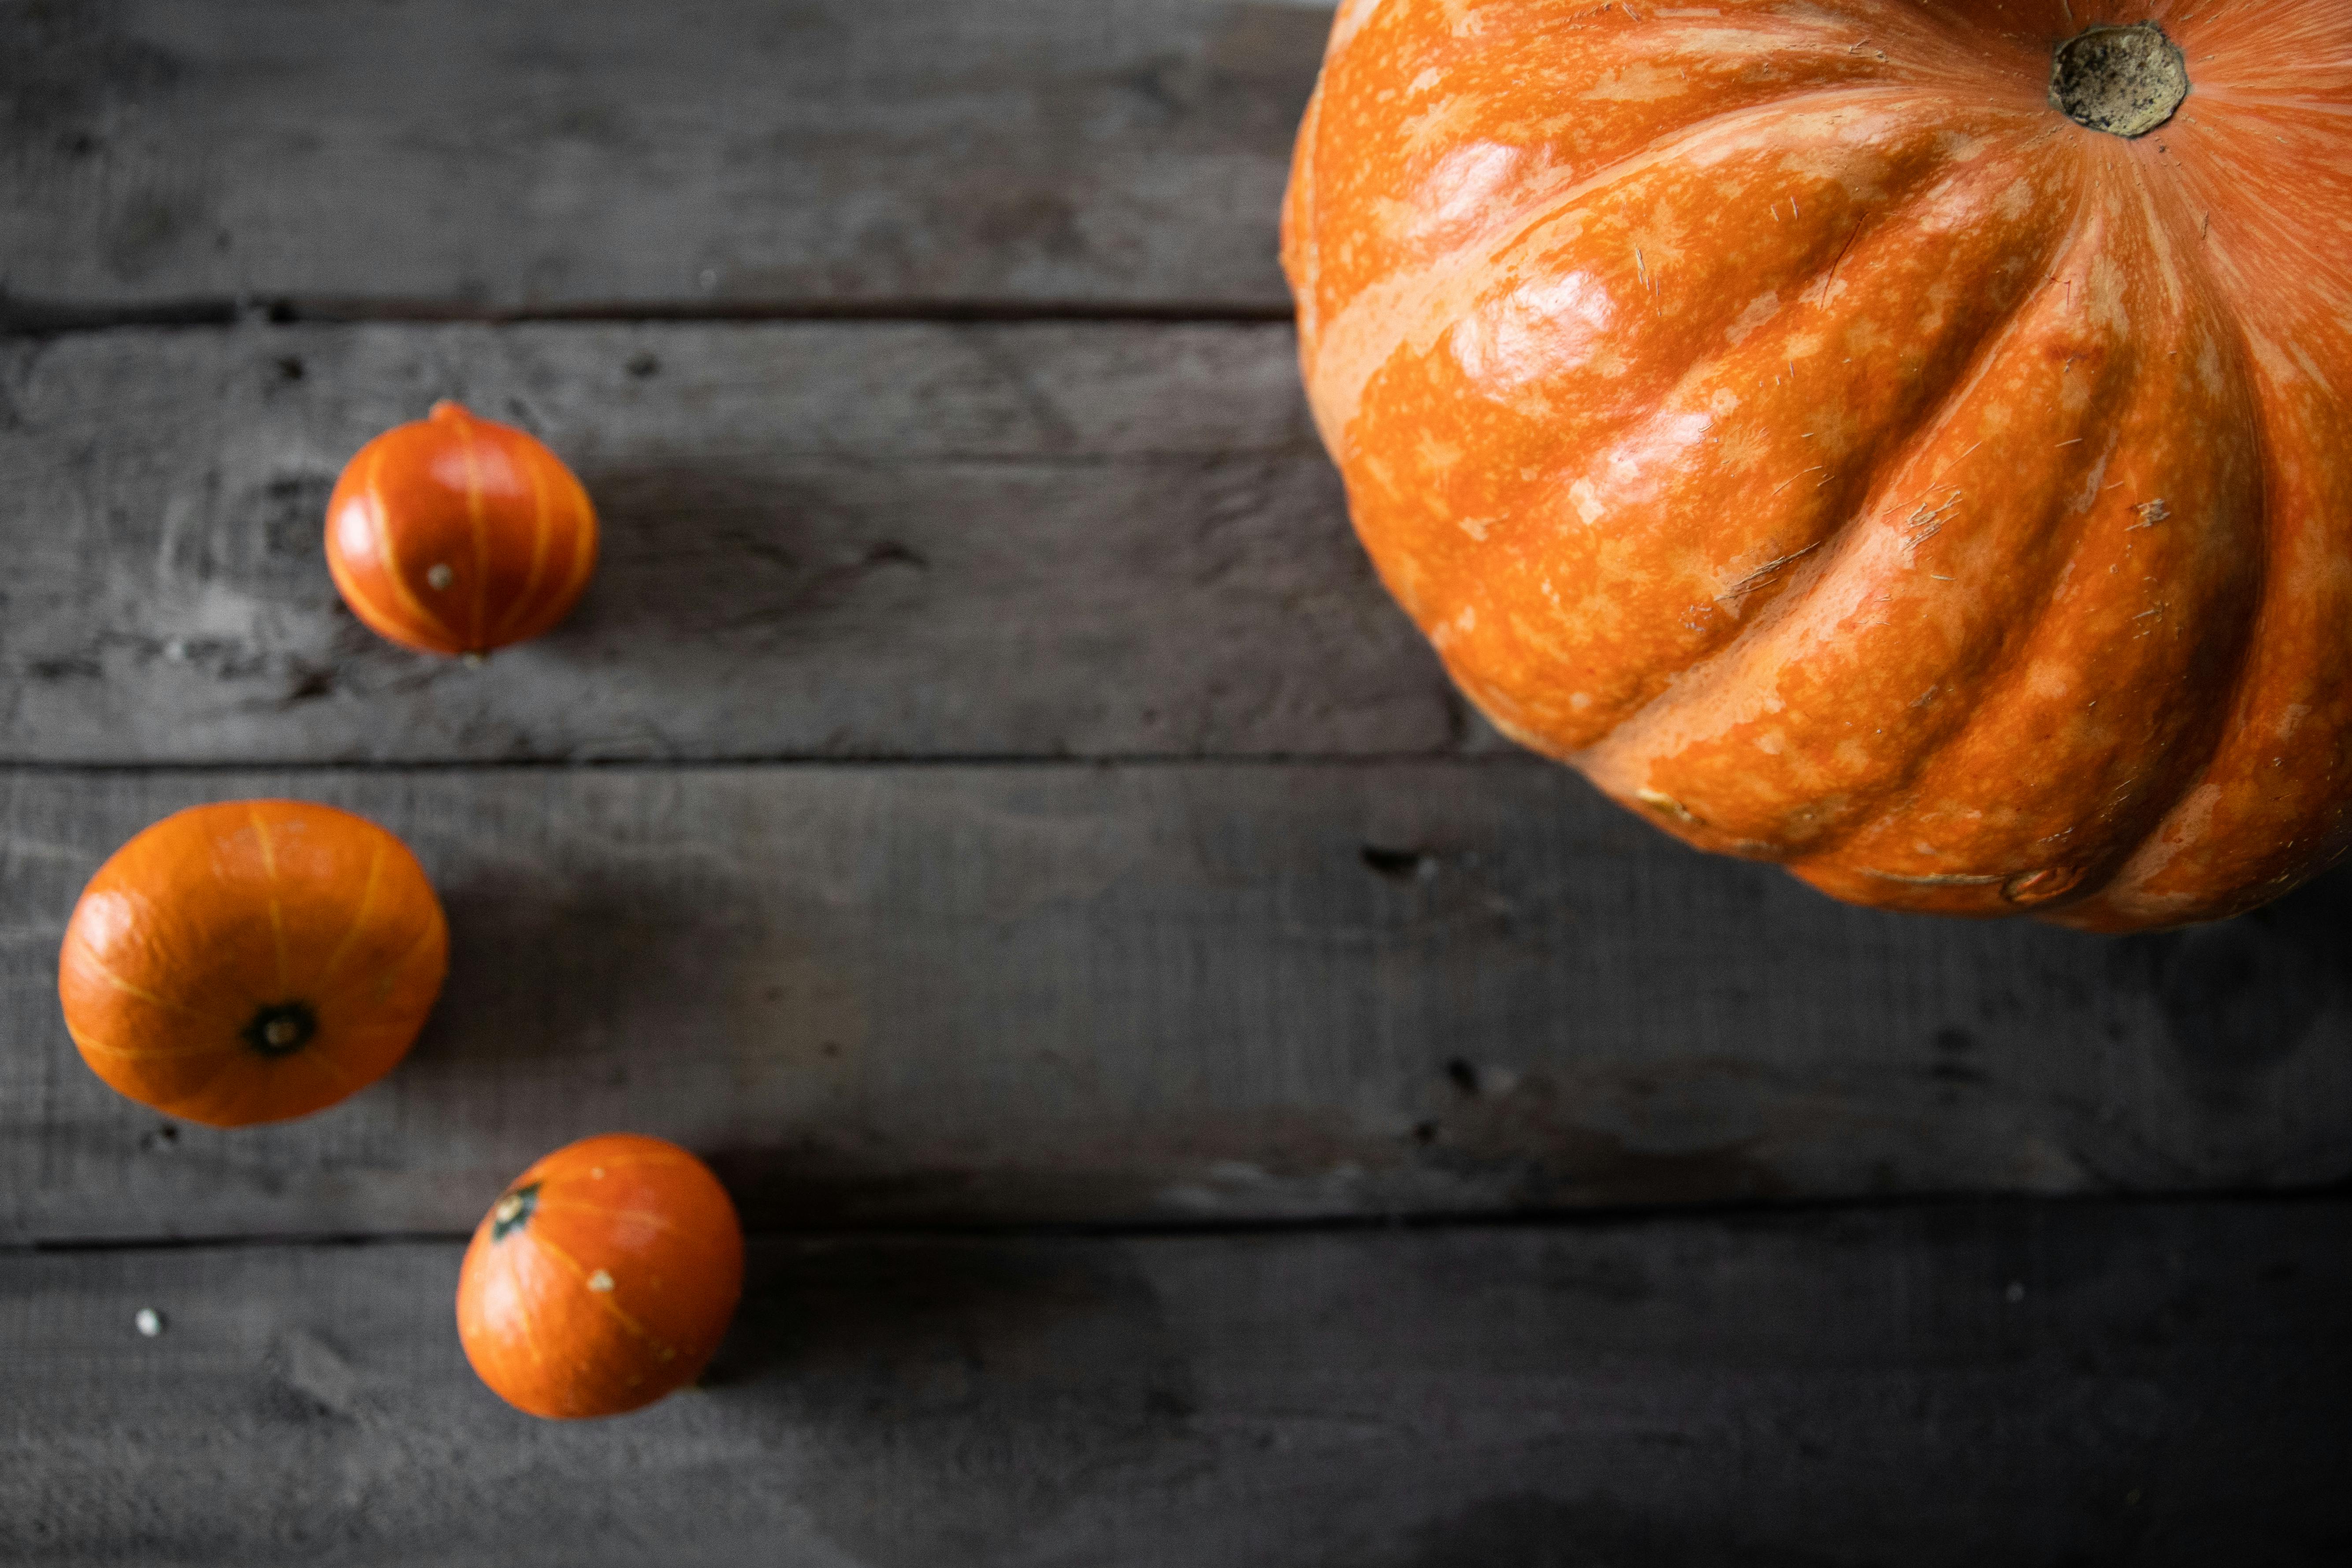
[0,320,1468,762]
[7,765,2349,1242]
[4,1200,2345,1566]
[0,0,1325,315]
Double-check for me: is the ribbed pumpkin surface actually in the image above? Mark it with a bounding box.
[1283,0,2352,929]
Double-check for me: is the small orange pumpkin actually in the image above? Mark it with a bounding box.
[456,1134,744,1419]
[325,400,598,656]
[58,800,448,1127]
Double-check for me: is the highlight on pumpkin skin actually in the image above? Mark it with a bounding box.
[456,1133,745,1420]
[324,400,600,658]
[56,800,449,1128]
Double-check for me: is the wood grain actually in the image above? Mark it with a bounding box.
[0,320,1465,763]
[0,0,1324,316]
[4,1198,2345,1566]
[9,765,2349,1243]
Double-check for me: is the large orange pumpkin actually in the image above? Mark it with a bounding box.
[58,800,448,1127]
[325,400,598,656]
[1283,0,2352,930]
[456,1134,744,1419]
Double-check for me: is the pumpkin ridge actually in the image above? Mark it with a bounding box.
[525,1227,676,1360]
[1787,186,2268,895]
[1999,166,2270,877]
[306,840,385,994]
[1697,123,2088,611]
[2049,5,2352,923]
[70,944,239,1027]
[546,475,600,638]
[359,441,464,651]
[1415,120,2085,766]
[490,437,555,642]
[1304,83,1985,455]
[536,1148,704,1178]
[1849,867,2008,887]
[63,1022,240,1063]
[530,1197,693,1238]
[2190,87,2352,111]
[2066,311,2295,919]
[2164,121,2352,296]
[1583,186,2165,864]
[2054,154,2280,893]
[495,461,597,649]
[178,1053,275,1130]
[315,912,443,1010]
[454,411,492,651]
[321,542,415,656]
[500,1235,560,1392]
[1560,139,2089,794]
[252,1048,361,1125]
[1293,0,2065,342]
[244,804,293,993]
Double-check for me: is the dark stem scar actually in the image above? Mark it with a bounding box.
[492,1182,542,1241]
[240,1000,318,1058]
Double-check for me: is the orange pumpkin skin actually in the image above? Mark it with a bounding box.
[324,400,598,656]
[1284,0,2352,930]
[58,801,448,1127]
[457,1134,744,1420]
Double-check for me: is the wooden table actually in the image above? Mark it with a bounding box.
[4,3,2346,1561]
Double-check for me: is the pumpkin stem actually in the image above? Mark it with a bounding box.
[492,1183,541,1241]
[2050,22,2188,138]
[240,1000,318,1059]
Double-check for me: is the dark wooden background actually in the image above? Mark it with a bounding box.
[3,2,2347,1562]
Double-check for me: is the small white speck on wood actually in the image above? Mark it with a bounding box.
[588,1270,614,1293]
[135,1308,164,1337]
